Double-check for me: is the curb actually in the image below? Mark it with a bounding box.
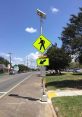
[48,99,57,117]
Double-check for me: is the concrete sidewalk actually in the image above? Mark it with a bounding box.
[0,74,57,117]
[47,89,82,99]
[56,89,82,97]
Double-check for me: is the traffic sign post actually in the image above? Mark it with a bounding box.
[34,9,52,102]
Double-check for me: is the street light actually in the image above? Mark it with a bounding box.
[37,9,46,35]
[37,9,46,19]
[36,9,47,101]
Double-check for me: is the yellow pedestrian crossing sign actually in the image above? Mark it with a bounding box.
[37,58,49,66]
[33,35,52,53]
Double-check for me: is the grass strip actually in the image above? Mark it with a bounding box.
[45,72,82,90]
[52,96,82,117]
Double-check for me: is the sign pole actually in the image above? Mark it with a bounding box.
[40,17,43,35]
[39,12,47,101]
[34,9,51,101]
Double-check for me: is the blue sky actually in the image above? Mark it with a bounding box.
[0,0,82,66]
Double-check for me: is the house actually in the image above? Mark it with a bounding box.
[0,64,7,73]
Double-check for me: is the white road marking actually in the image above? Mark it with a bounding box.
[0,74,33,99]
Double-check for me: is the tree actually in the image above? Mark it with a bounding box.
[18,64,29,73]
[0,57,9,67]
[78,53,82,64]
[61,8,82,55]
[46,45,71,74]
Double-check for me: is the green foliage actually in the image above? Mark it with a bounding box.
[61,8,82,54]
[46,45,71,71]
[0,56,9,67]
[78,53,82,64]
[18,64,29,73]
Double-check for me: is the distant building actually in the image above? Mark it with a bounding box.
[0,64,7,72]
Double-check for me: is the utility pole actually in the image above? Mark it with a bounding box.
[27,56,28,67]
[8,53,12,70]
[30,58,34,69]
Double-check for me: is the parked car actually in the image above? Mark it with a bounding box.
[73,68,81,73]
[9,69,16,75]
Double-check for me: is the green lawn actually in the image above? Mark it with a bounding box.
[45,72,82,90]
[45,72,82,117]
[52,96,82,117]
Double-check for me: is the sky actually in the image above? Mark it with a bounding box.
[0,0,82,67]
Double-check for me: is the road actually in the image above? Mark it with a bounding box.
[0,72,56,117]
[0,72,34,97]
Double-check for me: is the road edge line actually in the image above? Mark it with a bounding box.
[0,74,33,99]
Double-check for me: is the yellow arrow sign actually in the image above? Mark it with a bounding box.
[33,35,52,53]
[37,58,49,66]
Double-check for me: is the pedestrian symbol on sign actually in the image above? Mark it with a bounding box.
[38,38,45,50]
[33,35,52,53]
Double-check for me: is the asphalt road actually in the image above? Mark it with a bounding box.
[0,72,33,92]
[0,72,56,117]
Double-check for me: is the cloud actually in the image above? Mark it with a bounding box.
[0,53,10,62]
[0,53,9,57]
[51,7,59,13]
[27,52,40,60]
[26,52,40,68]
[14,57,23,62]
[0,53,24,65]
[13,57,24,65]
[25,27,37,33]
[0,52,40,68]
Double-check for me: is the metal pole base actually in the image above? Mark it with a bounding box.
[41,94,48,102]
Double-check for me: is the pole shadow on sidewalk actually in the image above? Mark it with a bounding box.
[9,94,39,101]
